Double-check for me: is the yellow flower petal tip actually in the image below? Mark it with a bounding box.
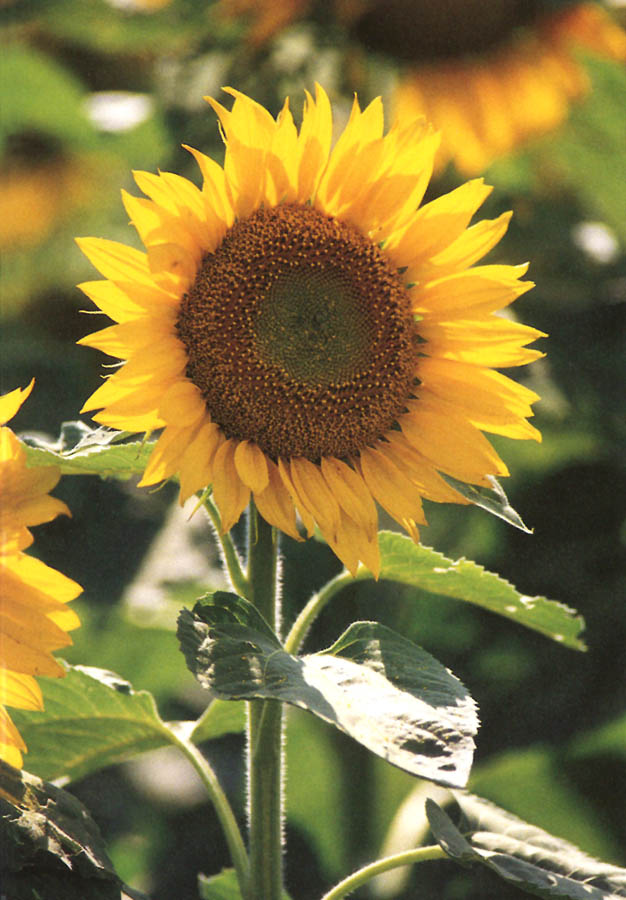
[77,85,543,575]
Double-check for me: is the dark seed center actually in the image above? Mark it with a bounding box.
[176,203,420,460]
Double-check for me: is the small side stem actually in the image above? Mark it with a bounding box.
[319,845,447,900]
[284,569,356,655]
[246,503,283,900]
[167,728,249,895]
[203,493,249,597]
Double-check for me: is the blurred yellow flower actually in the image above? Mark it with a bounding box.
[78,86,543,577]
[390,2,626,173]
[0,382,81,768]
[0,157,95,252]
[221,0,626,174]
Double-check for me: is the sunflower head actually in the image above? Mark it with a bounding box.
[78,85,544,576]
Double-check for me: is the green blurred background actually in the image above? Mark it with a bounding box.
[1,1,625,897]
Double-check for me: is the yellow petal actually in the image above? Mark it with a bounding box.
[158,380,206,427]
[139,422,200,486]
[76,237,153,285]
[2,553,82,605]
[0,671,43,712]
[297,84,333,202]
[0,611,73,655]
[253,458,301,542]
[0,380,34,425]
[414,264,534,318]
[387,178,493,268]
[421,315,545,367]
[178,421,223,503]
[321,457,377,541]
[0,631,65,678]
[324,509,380,578]
[0,706,27,758]
[277,459,316,537]
[359,447,426,526]
[289,457,341,537]
[78,280,146,324]
[146,242,197,288]
[234,440,269,494]
[402,397,509,485]
[382,432,470,505]
[212,439,250,533]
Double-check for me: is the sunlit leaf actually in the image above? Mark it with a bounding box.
[426,793,626,899]
[178,592,479,788]
[23,423,154,480]
[12,665,172,782]
[355,532,586,650]
[11,664,241,784]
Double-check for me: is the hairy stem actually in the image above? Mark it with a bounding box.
[203,493,249,597]
[246,503,284,900]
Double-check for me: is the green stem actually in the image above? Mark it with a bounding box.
[203,493,249,598]
[246,503,284,900]
[319,845,447,900]
[167,727,249,895]
[284,569,356,655]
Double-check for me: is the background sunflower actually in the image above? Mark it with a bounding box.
[1,1,624,898]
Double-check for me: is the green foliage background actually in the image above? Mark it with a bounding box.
[1,1,625,898]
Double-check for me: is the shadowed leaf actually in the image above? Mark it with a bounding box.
[426,793,626,898]
[0,760,148,900]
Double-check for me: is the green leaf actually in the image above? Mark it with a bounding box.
[12,664,241,784]
[198,868,292,900]
[0,760,146,900]
[23,423,154,480]
[178,593,479,788]
[190,699,246,744]
[363,531,586,650]
[426,793,626,899]
[12,664,172,782]
[198,869,243,900]
[441,474,532,532]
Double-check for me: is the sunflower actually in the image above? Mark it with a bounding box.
[0,381,81,768]
[385,1,626,174]
[78,86,543,576]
